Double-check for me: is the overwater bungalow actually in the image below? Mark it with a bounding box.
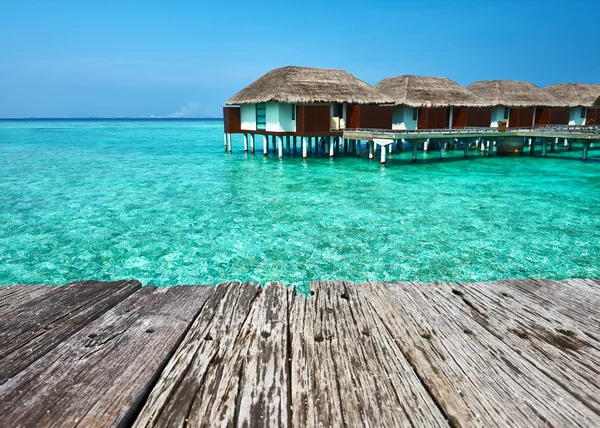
[466,80,565,128]
[223,66,392,156]
[544,83,600,125]
[373,75,485,130]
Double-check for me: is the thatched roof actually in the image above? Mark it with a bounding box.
[466,80,564,107]
[374,75,485,107]
[544,83,600,107]
[594,96,600,108]
[226,66,393,105]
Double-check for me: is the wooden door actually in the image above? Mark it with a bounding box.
[418,107,448,129]
[509,108,534,128]
[586,108,600,125]
[453,108,467,128]
[467,108,492,127]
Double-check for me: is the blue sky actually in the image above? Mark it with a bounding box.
[1,0,598,118]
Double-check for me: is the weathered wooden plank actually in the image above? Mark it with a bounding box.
[0,285,212,428]
[448,280,600,416]
[0,284,55,317]
[0,280,141,384]
[289,280,448,427]
[494,279,600,334]
[361,281,600,427]
[134,282,288,427]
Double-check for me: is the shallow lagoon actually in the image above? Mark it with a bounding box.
[1,119,599,294]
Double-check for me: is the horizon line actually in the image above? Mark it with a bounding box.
[0,117,224,120]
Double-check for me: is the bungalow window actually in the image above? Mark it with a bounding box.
[581,108,587,119]
[333,103,343,118]
[256,103,266,130]
[412,108,418,121]
[291,104,296,121]
[504,107,510,120]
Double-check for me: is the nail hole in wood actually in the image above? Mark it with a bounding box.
[464,329,474,335]
[261,331,271,339]
[341,292,349,301]
[557,329,576,337]
[314,333,325,343]
[451,289,464,296]
[145,328,155,334]
[362,328,371,337]
[87,333,97,339]
[310,290,315,296]
[511,329,529,339]
[500,292,512,298]
[204,334,213,341]
[421,333,432,341]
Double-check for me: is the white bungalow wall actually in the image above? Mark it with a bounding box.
[569,107,586,125]
[392,106,417,130]
[266,103,296,132]
[490,107,507,127]
[240,104,257,131]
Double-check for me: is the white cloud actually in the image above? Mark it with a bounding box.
[168,101,205,118]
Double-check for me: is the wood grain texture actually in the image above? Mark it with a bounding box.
[360,281,600,427]
[0,280,141,384]
[2,279,600,427]
[289,280,448,427]
[0,285,212,428]
[448,280,600,416]
[134,282,290,427]
[0,284,55,317]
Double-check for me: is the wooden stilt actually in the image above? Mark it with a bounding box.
[464,141,469,157]
[250,134,255,154]
[302,137,307,159]
[356,140,361,155]
[551,138,557,152]
[369,141,374,159]
[278,136,283,158]
[330,136,335,157]
[439,141,445,160]
[530,139,536,156]
[223,133,227,152]
[380,143,386,164]
[286,136,290,154]
[424,139,429,152]
[293,136,297,152]
[412,142,418,162]
[227,134,232,153]
[541,141,547,157]
[583,143,589,160]
[308,137,312,153]
[263,135,268,157]
[243,133,248,152]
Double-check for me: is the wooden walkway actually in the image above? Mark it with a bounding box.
[1,279,599,427]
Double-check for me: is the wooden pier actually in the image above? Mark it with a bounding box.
[1,278,600,427]
[227,125,600,163]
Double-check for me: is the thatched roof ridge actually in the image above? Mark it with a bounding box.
[374,75,485,107]
[544,83,600,107]
[467,80,564,107]
[226,66,393,105]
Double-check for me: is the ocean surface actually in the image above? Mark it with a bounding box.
[1,119,599,294]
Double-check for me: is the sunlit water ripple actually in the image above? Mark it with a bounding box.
[1,119,599,294]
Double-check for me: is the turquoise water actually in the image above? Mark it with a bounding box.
[1,119,599,294]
